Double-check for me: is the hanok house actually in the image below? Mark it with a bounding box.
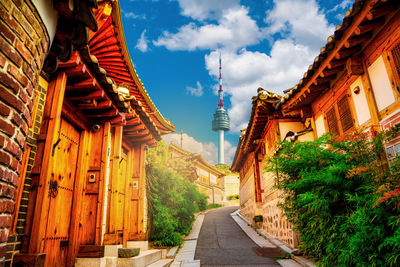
[231,89,313,248]
[231,0,400,250]
[168,143,226,205]
[0,0,174,266]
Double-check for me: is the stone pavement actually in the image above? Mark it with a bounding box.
[195,206,279,266]
[172,214,204,267]
[173,207,304,267]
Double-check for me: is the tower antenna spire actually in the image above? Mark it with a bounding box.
[212,52,230,164]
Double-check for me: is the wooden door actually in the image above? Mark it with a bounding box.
[43,118,80,266]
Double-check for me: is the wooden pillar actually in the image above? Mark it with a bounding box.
[108,126,123,236]
[97,122,111,245]
[122,146,134,246]
[29,72,67,253]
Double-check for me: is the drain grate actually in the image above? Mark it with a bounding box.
[253,247,286,258]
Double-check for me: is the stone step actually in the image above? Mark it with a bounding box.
[126,241,149,251]
[146,259,173,267]
[75,257,106,267]
[117,249,162,267]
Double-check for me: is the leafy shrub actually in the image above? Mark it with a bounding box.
[206,203,223,209]
[146,141,208,246]
[269,130,400,266]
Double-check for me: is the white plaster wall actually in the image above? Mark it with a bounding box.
[240,168,255,220]
[315,115,326,138]
[278,122,305,141]
[368,56,395,111]
[32,0,58,45]
[350,77,371,125]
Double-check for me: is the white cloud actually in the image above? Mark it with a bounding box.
[136,30,149,52]
[162,132,236,165]
[186,81,203,97]
[265,0,335,50]
[155,0,335,133]
[206,42,317,132]
[327,0,352,14]
[176,0,240,21]
[153,7,262,51]
[124,11,146,20]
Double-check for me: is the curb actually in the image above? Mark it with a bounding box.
[233,209,316,267]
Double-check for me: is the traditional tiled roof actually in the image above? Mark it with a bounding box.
[231,88,281,171]
[279,0,398,111]
[88,1,175,135]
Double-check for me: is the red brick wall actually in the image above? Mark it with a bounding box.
[0,0,49,263]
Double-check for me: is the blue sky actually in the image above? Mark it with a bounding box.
[119,0,353,164]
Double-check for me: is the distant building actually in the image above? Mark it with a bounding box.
[224,174,240,199]
[168,143,226,205]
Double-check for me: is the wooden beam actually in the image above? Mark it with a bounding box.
[334,45,361,60]
[315,74,336,85]
[64,64,87,77]
[344,32,373,48]
[355,17,385,35]
[66,78,101,91]
[79,100,112,110]
[68,90,105,101]
[321,67,343,77]
[371,1,399,19]
[327,58,347,69]
[346,56,364,76]
[86,110,119,117]
[58,53,81,68]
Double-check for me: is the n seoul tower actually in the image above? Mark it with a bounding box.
[212,54,230,165]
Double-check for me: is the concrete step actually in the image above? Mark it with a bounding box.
[146,259,173,267]
[75,257,106,267]
[105,245,123,257]
[117,249,162,267]
[126,241,149,251]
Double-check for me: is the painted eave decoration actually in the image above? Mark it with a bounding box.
[279,0,399,111]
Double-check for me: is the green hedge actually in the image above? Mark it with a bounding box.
[269,130,400,266]
[146,142,208,246]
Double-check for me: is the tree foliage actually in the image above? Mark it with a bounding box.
[269,129,400,266]
[146,141,208,246]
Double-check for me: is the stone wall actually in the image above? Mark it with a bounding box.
[261,171,298,249]
[0,0,49,263]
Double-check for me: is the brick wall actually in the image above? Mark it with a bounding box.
[0,0,49,263]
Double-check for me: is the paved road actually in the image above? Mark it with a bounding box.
[195,206,280,267]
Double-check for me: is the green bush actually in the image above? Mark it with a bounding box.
[146,141,208,246]
[269,130,400,266]
[206,203,223,209]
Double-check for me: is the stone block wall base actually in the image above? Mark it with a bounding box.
[12,253,45,267]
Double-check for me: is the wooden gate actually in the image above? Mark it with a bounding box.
[43,118,80,266]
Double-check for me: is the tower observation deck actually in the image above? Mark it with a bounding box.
[212,54,230,164]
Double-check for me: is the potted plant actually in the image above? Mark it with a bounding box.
[253,215,263,228]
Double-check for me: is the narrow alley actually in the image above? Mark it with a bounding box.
[195,207,279,267]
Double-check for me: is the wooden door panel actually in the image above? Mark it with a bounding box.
[44,119,80,267]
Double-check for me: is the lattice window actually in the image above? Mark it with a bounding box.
[337,95,354,133]
[391,43,400,80]
[326,107,340,136]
